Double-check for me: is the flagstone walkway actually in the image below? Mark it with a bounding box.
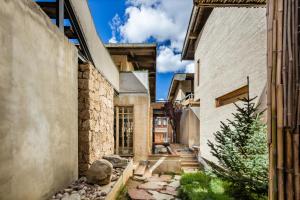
[126,174,181,200]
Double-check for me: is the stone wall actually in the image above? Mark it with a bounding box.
[78,63,114,175]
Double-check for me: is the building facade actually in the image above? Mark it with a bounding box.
[182,6,267,162]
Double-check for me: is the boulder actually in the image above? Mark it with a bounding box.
[103,155,128,168]
[86,159,113,185]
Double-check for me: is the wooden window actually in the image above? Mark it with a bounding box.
[215,85,249,107]
[197,60,200,86]
[114,106,134,156]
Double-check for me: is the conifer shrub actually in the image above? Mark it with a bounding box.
[208,97,268,200]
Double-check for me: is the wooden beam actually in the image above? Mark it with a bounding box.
[37,2,70,19]
[121,107,125,152]
[56,0,64,32]
[116,107,119,154]
[64,26,77,39]
[189,32,198,40]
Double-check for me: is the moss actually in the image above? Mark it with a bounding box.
[179,172,233,200]
[116,184,129,200]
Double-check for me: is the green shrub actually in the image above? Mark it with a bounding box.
[179,172,233,200]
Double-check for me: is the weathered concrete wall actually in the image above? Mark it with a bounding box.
[78,63,114,175]
[0,0,78,199]
[119,71,149,93]
[179,108,200,148]
[114,94,151,161]
[174,81,192,102]
[69,0,120,91]
[194,8,267,162]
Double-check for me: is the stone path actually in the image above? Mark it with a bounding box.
[127,174,181,200]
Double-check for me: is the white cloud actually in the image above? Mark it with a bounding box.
[185,63,195,73]
[120,6,178,43]
[157,46,192,73]
[109,14,122,43]
[109,0,193,73]
[108,36,117,43]
[119,0,192,50]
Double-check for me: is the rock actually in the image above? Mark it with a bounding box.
[128,189,155,200]
[86,159,113,185]
[147,191,173,200]
[103,155,128,168]
[159,175,172,182]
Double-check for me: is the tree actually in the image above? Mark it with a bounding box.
[164,101,182,143]
[208,97,268,199]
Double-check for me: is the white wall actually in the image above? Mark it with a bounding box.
[0,0,78,199]
[194,8,267,162]
[69,0,120,91]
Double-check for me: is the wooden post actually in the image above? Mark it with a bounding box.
[121,107,125,152]
[56,0,64,32]
[116,106,119,154]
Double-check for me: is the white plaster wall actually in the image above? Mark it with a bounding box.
[194,8,267,162]
[0,0,78,199]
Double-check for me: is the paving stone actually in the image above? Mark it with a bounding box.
[168,181,180,189]
[159,175,173,182]
[147,191,174,200]
[160,189,178,196]
[128,189,155,200]
[138,182,164,190]
[174,175,181,180]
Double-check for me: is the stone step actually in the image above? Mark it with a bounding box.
[181,167,199,173]
[180,156,198,161]
[181,161,199,167]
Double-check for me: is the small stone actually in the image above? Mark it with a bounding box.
[100,191,107,196]
[64,188,73,193]
[78,177,87,183]
[69,193,81,200]
[103,155,128,168]
[56,193,63,199]
[111,175,118,181]
[174,175,181,180]
[78,189,86,195]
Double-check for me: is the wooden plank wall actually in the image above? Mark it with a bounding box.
[267,0,300,199]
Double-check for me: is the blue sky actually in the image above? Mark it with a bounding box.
[87,0,194,101]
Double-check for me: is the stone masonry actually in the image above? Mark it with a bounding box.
[78,63,114,175]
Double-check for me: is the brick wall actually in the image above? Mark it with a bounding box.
[78,63,114,175]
